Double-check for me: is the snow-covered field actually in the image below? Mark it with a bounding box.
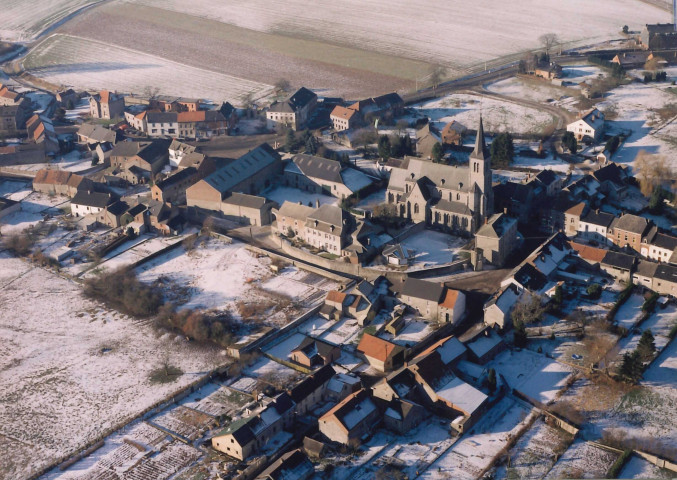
[488,349,574,404]
[0,253,221,480]
[127,0,667,73]
[0,191,68,235]
[0,0,99,41]
[410,93,556,135]
[23,34,273,104]
[420,398,534,479]
[619,454,675,479]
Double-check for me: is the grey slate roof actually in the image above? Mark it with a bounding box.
[431,199,472,215]
[580,209,615,228]
[222,192,269,209]
[601,251,636,271]
[613,214,651,235]
[201,143,280,197]
[476,213,516,238]
[635,260,659,278]
[388,157,472,194]
[655,263,677,283]
[268,87,317,113]
[146,111,177,124]
[470,116,489,161]
[401,278,445,303]
[71,191,115,208]
[652,233,677,251]
[276,201,315,221]
[292,154,343,183]
[78,123,117,143]
[155,167,197,189]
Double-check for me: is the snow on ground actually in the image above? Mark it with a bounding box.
[619,454,675,479]
[512,151,574,172]
[0,191,68,235]
[0,253,221,480]
[615,303,677,363]
[494,416,573,480]
[409,93,555,135]
[2,151,94,174]
[262,185,338,208]
[0,0,99,41]
[244,357,301,386]
[95,234,188,275]
[561,65,607,85]
[64,98,90,121]
[380,317,433,348]
[354,188,385,210]
[264,332,307,361]
[131,0,667,73]
[297,314,334,337]
[327,431,393,480]
[319,317,362,346]
[599,81,677,170]
[420,397,534,480]
[0,178,31,198]
[544,439,618,479]
[23,34,273,104]
[25,90,54,115]
[488,349,574,404]
[486,76,573,104]
[614,293,645,330]
[370,229,467,271]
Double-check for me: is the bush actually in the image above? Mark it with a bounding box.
[84,268,163,318]
[587,283,602,300]
[156,307,236,347]
[642,292,659,313]
[606,449,632,479]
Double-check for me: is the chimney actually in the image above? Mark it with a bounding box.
[596,209,599,214]
[298,201,303,205]
[316,199,320,208]
[485,217,488,225]
[504,207,507,214]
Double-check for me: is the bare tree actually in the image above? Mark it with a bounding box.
[635,150,675,196]
[429,64,448,90]
[240,92,256,111]
[143,86,160,100]
[511,291,546,326]
[274,78,291,94]
[539,33,560,56]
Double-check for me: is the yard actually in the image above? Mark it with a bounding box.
[370,229,468,271]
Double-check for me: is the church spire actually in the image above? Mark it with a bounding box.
[471,116,489,160]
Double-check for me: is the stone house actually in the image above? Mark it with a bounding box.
[288,365,335,416]
[95,200,129,228]
[608,214,654,252]
[211,393,295,461]
[255,449,314,480]
[124,110,147,131]
[77,123,117,145]
[89,91,124,119]
[176,110,228,139]
[284,154,373,199]
[600,251,636,282]
[356,334,405,373]
[318,389,380,446]
[303,204,354,255]
[386,119,493,234]
[186,143,281,212]
[483,284,521,330]
[326,373,362,403]
[151,167,199,204]
[415,123,442,160]
[145,111,179,137]
[640,23,677,50]
[168,140,197,167]
[272,201,315,238]
[0,105,24,136]
[266,87,318,131]
[652,264,677,297]
[475,212,518,267]
[633,260,659,290]
[641,232,677,263]
[441,121,467,146]
[381,398,426,434]
[530,169,562,197]
[578,209,615,245]
[347,92,404,120]
[564,202,586,237]
[438,288,467,325]
[399,278,464,323]
[70,191,116,217]
[221,192,277,226]
[592,162,629,201]
[290,337,340,368]
[493,181,534,224]
[110,140,170,184]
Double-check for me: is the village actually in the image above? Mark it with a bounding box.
[1,11,677,480]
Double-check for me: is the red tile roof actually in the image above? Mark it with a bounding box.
[570,242,607,263]
[330,105,357,121]
[326,290,347,303]
[357,334,400,362]
[439,289,460,309]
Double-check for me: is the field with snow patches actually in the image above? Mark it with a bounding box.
[0,191,68,235]
[619,454,675,479]
[0,0,98,41]
[23,34,273,105]
[599,80,677,170]
[125,0,667,73]
[488,349,574,404]
[0,253,221,480]
[494,416,573,480]
[544,439,619,479]
[420,397,534,480]
[613,293,645,330]
[409,93,556,135]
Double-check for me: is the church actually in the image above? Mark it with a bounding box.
[386,118,493,235]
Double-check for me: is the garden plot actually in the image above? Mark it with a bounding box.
[0,253,220,480]
[327,431,394,480]
[544,439,618,480]
[494,416,573,480]
[150,406,214,441]
[488,349,574,404]
[94,234,188,274]
[409,93,556,135]
[319,317,362,346]
[614,293,645,330]
[128,0,667,72]
[262,185,338,208]
[379,318,433,348]
[264,332,308,362]
[619,454,675,479]
[261,266,340,305]
[642,304,677,351]
[23,34,273,104]
[486,76,574,104]
[181,384,252,417]
[0,0,99,41]
[512,149,574,173]
[297,314,334,337]
[420,398,534,480]
[244,357,302,387]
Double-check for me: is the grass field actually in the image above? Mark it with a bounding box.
[0,0,99,41]
[22,33,273,104]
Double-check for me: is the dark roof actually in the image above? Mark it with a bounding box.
[400,278,445,302]
[513,263,548,291]
[126,203,147,217]
[219,101,236,117]
[470,116,489,161]
[580,209,615,228]
[0,197,18,211]
[655,263,677,283]
[256,449,312,480]
[292,154,343,183]
[222,192,269,209]
[289,364,336,404]
[272,392,295,415]
[601,251,636,271]
[593,163,627,187]
[269,87,317,113]
[635,260,659,278]
[71,191,115,208]
[216,416,255,445]
[110,141,147,158]
[136,139,171,165]
[373,92,404,108]
[652,233,677,251]
[535,169,558,186]
[146,111,178,123]
[494,181,532,203]
[155,167,197,189]
[106,200,129,216]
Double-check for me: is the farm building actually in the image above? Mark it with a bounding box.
[318,389,380,446]
[266,87,317,131]
[89,90,124,119]
[283,154,373,199]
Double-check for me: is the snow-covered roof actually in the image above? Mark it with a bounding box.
[341,167,373,193]
[436,376,487,416]
[466,330,502,359]
[342,398,376,430]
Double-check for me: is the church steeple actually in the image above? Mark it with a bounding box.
[471,116,489,160]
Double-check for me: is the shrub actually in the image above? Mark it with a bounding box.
[606,449,632,479]
[586,283,602,299]
[84,268,163,318]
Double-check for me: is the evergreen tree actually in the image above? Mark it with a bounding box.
[431,142,443,163]
[490,133,514,167]
[378,135,391,159]
[637,329,656,361]
[648,187,665,214]
[285,129,296,153]
[618,351,642,382]
[605,135,620,155]
[513,320,527,348]
[552,285,563,310]
[486,368,497,393]
[562,131,577,153]
[305,135,318,155]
